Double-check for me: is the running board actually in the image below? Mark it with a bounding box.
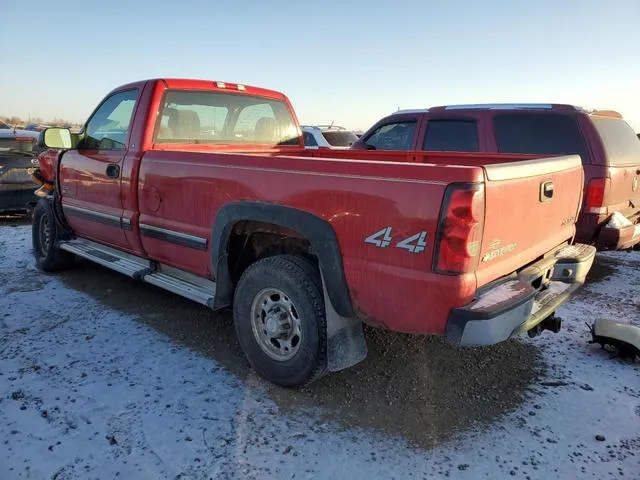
[58,239,216,307]
[59,239,149,278]
[143,271,215,307]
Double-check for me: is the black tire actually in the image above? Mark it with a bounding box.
[233,255,327,387]
[32,198,75,272]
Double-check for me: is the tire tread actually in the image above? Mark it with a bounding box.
[233,254,327,387]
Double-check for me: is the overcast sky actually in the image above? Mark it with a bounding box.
[2,0,639,131]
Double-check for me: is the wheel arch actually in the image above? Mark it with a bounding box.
[211,201,354,317]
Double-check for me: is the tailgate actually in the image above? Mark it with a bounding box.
[607,164,640,220]
[476,155,583,287]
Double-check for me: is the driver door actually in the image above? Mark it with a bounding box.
[59,89,138,249]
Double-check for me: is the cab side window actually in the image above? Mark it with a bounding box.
[493,113,587,160]
[82,89,138,150]
[364,120,417,150]
[423,119,479,152]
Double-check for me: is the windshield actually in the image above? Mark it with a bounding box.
[321,130,359,147]
[591,116,640,166]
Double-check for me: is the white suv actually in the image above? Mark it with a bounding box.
[301,125,359,149]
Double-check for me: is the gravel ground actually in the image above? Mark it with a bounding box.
[1,218,639,479]
[54,258,544,450]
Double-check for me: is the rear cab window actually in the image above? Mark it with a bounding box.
[590,116,640,166]
[493,113,589,162]
[303,131,318,147]
[364,120,417,150]
[154,90,299,146]
[321,130,359,147]
[423,118,479,151]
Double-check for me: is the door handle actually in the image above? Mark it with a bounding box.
[540,181,554,202]
[106,164,120,178]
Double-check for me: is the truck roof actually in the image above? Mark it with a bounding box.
[300,125,349,131]
[393,109,429,115]
[110,78,288,102]
[395,104,623,118]
[430,103,578,111]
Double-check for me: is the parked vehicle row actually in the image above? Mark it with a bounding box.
[350,104,640,251]
[28,78,603,387]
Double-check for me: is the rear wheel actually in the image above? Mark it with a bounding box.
[32,199,74,272]
[233,255,327,387]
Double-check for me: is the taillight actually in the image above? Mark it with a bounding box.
[434,183,485,274]
[585,178,608,214]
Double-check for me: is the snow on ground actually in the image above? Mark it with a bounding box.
[1,223,639,480]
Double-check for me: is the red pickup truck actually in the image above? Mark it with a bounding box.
[32,79,595,387]
[351,104,640,250]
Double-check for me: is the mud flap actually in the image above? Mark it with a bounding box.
[320,272,368,372]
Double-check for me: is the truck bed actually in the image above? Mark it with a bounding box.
[129,148,583,333]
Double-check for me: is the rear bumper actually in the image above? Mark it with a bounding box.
[446,243,596,346]
[596,221,640,250]
[0,184,38,212]
[578,212,640,251]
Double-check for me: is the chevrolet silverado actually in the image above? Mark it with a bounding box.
[32,79,595,386]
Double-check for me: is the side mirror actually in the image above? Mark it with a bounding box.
[42,127,73,149]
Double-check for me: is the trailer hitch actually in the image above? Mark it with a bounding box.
[527,313,562,338]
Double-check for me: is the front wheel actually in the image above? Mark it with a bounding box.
[233,255,327,387]
[32,199,74,272]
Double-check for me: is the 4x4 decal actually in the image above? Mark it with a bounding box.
[365,227,427,254]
